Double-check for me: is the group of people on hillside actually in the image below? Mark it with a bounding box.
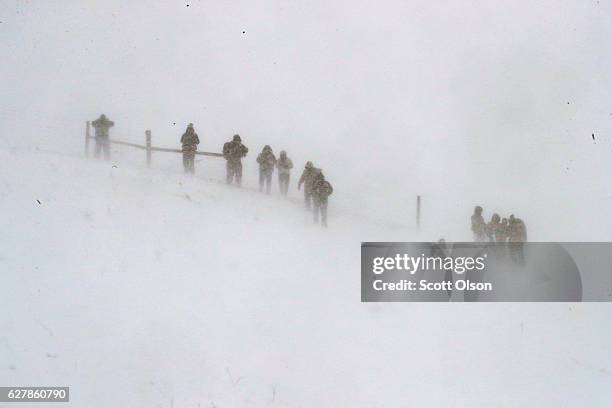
[180,123,334,227]
[471,205,528,262]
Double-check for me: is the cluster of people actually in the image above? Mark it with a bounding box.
[179,123,334,227]
[89,116,532,235]
[471,206,528,262]
[471,206,527,243]
[91,116,531,236]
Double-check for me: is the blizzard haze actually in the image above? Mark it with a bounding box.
[1,1,612,407]
[1,0,611,239]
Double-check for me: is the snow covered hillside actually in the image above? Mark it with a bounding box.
[1,147,611,407]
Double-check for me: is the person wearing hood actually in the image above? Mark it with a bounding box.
[276,150,293,195]
[508,214,528,264]
[297,161,321,209]
[180,123,200,173]
[471,206,486,242]
[486,213,501,242]
[256,145,277,193]
[496,217,509,243]
[311,172,334,227]
[92,114,114,160]
[223,134,249,185]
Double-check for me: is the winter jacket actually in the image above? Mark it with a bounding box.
[277,157,293,175]
[181,130,200,150]
[508,219,527,242]
[257,150,277,172]
[223,141,248,162]
[312,177,333,201]
[298,167,321,192]
[92,117,114,139]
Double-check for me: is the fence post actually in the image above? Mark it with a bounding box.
[145,130,152,167]
[85,121,90,157]
[416,195,421,230]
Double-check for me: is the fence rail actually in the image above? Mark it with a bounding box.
[84,121,423,228]
[84,121,223,166]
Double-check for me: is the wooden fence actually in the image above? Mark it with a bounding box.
[84,121,223,166]
[84,121,423,228]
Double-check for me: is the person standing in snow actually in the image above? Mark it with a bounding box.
[496,218,509,243]
[508,215,527,242]
[223,134,249,185]
[297,161,321,209]
[471,206,486,242]
[92,114,114,160]
[180,123,200,174]
[311,172,333,227]
[508,214,527,264]
[256,145,277,194]
[486,213,501,242]
[276,150,293,196]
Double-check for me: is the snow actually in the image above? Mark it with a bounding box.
[1,147,611,407]
[2,0,612,405]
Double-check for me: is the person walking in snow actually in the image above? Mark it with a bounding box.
[297,161,321,209]
[223,134,248,185]
[256,145,277,194]
[180,123,200,174]
[92,114,114,160]
[311,172,333,227]
[276,150,293,196]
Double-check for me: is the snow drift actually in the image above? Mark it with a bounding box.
[1,147,611,407]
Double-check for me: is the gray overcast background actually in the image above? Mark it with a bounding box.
[1,0,610,241]
[1,2,612,407]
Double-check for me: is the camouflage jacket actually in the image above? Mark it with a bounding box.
[486,221,499,241]
[508,219,527,242]
[298,167,321,191]
[471,214,486,234]
[277,157,293,175]
[223,141,248,161]
[312,178,334,200]
[181,131,200,149]
[257,151,277,171]
[92,117,114,139]
[495,223,508,242]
